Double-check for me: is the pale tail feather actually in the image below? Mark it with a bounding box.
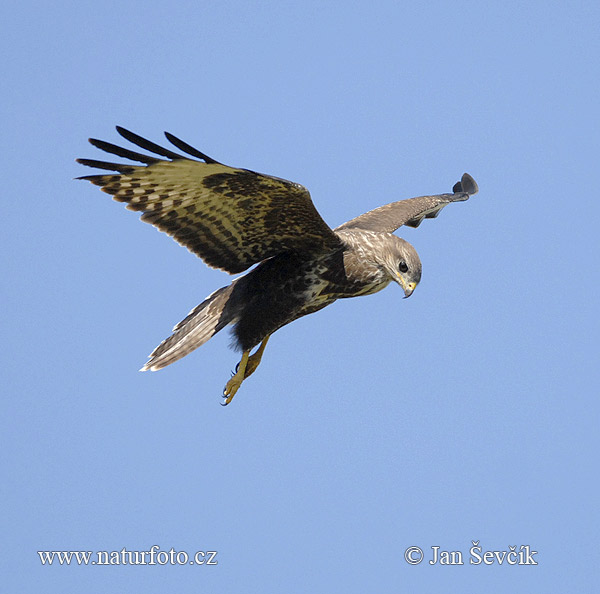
[140,284,235,371]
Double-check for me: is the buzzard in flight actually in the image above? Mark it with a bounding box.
[77,127,478,404]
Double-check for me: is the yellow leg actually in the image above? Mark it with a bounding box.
[222,350,250,405]
[244,335,270,379]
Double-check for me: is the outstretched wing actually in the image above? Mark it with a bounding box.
[336,173,478,233]
[77,127,341,274]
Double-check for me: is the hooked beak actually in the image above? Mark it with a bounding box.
[397,275,417,298]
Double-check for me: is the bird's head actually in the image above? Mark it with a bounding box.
[383,237,422,298]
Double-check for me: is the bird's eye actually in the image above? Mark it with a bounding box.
[398,261,408,273]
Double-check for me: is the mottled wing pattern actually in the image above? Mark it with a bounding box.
[77,127,341,274]
[336,173,479,233]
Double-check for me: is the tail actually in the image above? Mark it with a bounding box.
[140,284,236,371]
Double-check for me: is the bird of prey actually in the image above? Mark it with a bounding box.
[77,127,478,405]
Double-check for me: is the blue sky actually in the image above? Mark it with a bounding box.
[2,0,598,592]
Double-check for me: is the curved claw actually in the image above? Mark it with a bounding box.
[222,351,249,406]
[221,387,231,406]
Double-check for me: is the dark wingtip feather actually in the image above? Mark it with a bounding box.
[76,158,136,173]
[461,173,478,195]
[453,173,478,195]
[88,137,160,165]
[164,131,219,164]
[75,174,115,184]
[116,126,186,161]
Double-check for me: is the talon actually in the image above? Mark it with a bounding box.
[222,379,241,405]
[221,388,236,406]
